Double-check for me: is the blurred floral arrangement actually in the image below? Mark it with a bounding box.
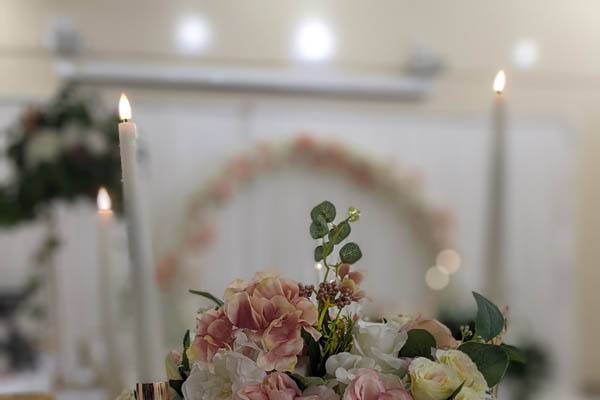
[121,201,524,400]
[156,135,455,288]
[0,84,123,227]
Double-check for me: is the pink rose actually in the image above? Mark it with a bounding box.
[343,369,413,400]
[226,275,318,332]
[224,275,320,371]
[192,307,235,362]
[236,372,301,400]
[257,313,305,371]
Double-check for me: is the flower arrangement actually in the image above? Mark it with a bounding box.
[123,201,524,400]
[0,84,123,226]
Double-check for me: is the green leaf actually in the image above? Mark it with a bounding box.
[180,330,191,373]
[501,343,527,364]
[288,373,326,390]
[314,243,333,261]
[311,201,336,223]
[302,329,323,376]
[399,329,437,359]
[310,216,330,239]
[459,342,510,387]
[169,379,185,398]
[328,221,351,244]
[445,382,464,400]
[473,292,504,341]
[189,289,224,307]
[339,242,362,264]
[183,329,190,349]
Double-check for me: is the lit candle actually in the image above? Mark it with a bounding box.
[96,188,123,397]
[118,94,161,381]
[484,70,507,302]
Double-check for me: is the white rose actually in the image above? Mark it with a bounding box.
[325,351,378,384]
[182,351,266,400]
[84,130,108,155]
[61,125,82,149]
[454,387,486,400]
[409,357,461,400]
[351,320,408,374]
[25,130,61,168]
[435,350,488,394]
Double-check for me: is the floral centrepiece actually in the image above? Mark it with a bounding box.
[124,201,524,400]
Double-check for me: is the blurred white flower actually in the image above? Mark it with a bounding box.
[84,130,108,156]
[325,351,378,384]
[25,130,62,168]
[61,124,83,149]
[351,320,408,374]
[182,350,265,400]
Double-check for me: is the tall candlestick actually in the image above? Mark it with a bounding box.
[118,94,162,381]
[96,187,123,397]
[484,70,507,302]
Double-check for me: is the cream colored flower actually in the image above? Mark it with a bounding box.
[352,320,408,374]
[409,357,461,400]
[454,386,486,400]
[435,350,488,394]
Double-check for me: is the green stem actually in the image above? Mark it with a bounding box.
[317,301,331,328]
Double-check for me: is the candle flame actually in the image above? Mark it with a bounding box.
[97,187,112,211]
[493,70,506,94]
[119,93,132,121]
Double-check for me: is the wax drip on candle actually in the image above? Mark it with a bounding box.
[119,93,132,122]
[493,70,506,94]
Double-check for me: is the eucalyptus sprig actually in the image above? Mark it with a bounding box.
[310,201,362,282]
[306,200,363,376]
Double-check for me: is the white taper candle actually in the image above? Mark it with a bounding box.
[96,187,123,397]
[117,94,162,381]
[485,70,507,303]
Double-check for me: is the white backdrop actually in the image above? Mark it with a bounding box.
[0,91,576,394]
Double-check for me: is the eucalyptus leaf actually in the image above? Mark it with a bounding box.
[501,343,527,364]
[339,242,362,264]
[399,329,437,359]
[473,292,504,341]
[310,216,329,239]
[189,289,225,307]
[328,221,351,244]
[314,243,333,262]
[311,201,336,223]
[459,341,510,387]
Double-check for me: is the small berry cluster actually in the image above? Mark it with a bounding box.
[298,283,315,298]
[317,281,353,308]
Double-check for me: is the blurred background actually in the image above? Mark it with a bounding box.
[0,1,597,399]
